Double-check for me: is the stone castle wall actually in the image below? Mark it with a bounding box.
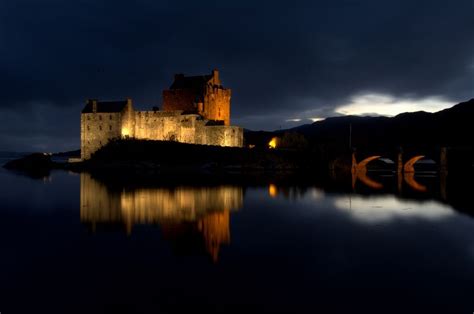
[81,108,243,160]
[132,110,200,143]
[201,87,231,126]
[202,125,243,147]
[81,112,122,160]
[131,110,243,147]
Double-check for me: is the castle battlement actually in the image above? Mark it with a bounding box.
[80,70,243,160]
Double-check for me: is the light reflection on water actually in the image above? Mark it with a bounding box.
[80,173,242,262]
[1,168,474,313]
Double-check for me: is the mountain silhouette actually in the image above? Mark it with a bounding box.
[246,98,474,151]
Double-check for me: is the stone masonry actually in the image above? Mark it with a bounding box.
[80,70,243,160]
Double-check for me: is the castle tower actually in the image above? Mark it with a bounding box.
[162,69,231,125]
[80,99,133,160]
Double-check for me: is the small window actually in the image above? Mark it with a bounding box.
[99,115,102,121]
[87,116,90,120]
[99,125,102,131]
[218,108,221,118]
[109,125,112,131]
[99,141,102,145]
[87,126,90,131]
[109,115,113,120]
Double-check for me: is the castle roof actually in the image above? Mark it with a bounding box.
[82,100,128,113]
[169,74,213,91]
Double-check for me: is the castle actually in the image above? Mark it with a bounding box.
[80,70,243,160]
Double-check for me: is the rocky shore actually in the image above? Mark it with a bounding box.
[3,139,327,178]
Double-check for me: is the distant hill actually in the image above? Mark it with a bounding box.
[246,98,474,151]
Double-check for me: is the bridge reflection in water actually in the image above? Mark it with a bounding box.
[80,173,243,262]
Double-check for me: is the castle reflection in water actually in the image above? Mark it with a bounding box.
[80,173,243,262]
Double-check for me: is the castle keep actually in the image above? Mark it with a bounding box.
[80,70,243,160]
[163,69,231,126]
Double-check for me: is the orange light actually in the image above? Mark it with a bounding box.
[268,137,278,149]
[268,184,278,198]
[121,127,130,137]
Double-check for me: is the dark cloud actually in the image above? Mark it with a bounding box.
[1,0,473,150]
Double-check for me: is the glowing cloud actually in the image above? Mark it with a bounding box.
[335,94,454,116]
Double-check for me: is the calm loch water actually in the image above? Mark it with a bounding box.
[0,166,473,313]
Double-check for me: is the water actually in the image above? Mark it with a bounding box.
[0,166,473,313]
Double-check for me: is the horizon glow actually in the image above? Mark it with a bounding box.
[335,93,454,117]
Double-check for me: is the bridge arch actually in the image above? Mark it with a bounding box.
[351,155,384,190]
[356,171,384,189]
[404,155,425,173]
[403,173,428,192]
[352,155,382,175]
[358,156,382,170]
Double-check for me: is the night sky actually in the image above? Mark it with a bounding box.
[1,0,473,151]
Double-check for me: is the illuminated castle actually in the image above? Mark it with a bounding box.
[80,70,243,160]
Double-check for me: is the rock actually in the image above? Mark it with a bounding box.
[3,153,53,178]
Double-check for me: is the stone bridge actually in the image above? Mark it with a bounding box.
[351,146,449,192]
[351,146,448,175]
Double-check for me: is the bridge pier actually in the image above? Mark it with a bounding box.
[351,152,358,175]
[440,147,448,173]
[397,171,403,194]
[397,151,403,174]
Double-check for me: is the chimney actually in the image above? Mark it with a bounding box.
[126,98,133,111]
[212,69,220,85]
[89,99,98,113]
